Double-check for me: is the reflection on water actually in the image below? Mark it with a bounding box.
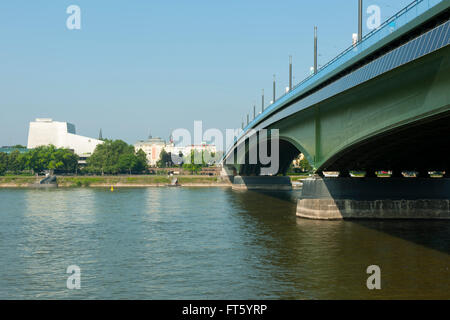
[0,188,449,299]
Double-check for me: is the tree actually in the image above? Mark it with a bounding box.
[23,146,51,173]
[0,152,7,175]
[118,153,137,174]
[182,150,204,174]
[7,150,25,174]
[86,139,146,174]
[52,148,79,173]
[134,149,148,173]
[21,145,79,174]
[9,145,79,174]
[156,149,173,168]
[299,158,313,172]
[87,140,132,174]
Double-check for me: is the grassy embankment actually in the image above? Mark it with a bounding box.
[0,176,38,187]
[289,175,311,182]
[0,175,229,188]
[1,174,319,188]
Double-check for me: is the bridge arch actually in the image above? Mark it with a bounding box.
[318,109,450,175]
[227,134,310,176]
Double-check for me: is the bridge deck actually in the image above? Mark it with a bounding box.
[236,0,448,142]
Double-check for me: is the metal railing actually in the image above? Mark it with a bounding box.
[236,0,444,144]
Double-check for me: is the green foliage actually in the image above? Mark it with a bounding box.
[0,153,7,175]
[181,150,206,174]
[156,149,173,168]
[135,149,148,172]
[7,150,25,174]
[0,146,79,175]
[299,158,313,172]
[86,139,148,174]
[25,145,78,173]
[182,163,202,174]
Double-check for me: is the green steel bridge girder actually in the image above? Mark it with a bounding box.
[226,44,450,175]
[273,45,450,172]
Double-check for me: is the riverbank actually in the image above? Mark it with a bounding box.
[0,174,313,188]
[0,175,232,188]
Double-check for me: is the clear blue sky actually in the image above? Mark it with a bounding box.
[0,0,412,146]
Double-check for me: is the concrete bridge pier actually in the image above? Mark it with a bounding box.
[297,177,450,220]
[232,176,292,191]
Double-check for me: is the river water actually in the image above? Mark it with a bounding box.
[0,187,449,299]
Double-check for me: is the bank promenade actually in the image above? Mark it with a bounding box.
[0,175,239,188]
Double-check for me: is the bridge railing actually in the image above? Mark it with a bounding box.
[235,0,444,146]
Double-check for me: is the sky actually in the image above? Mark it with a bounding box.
[0,0,413,146]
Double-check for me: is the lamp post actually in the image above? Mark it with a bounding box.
[261,89,265,112]
[273,74,276,104]
[358,0,363,42]
[314,27,318,74]
[289,56,293,91]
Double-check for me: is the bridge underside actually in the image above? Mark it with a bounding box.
[321,109,450,174]
[231,107,450,175]
[226,41,450,177]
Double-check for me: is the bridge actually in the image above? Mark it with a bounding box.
[222,0,450,219]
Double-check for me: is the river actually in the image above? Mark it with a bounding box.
[0,187,449,299]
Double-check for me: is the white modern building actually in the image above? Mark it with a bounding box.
[27,118,103,157]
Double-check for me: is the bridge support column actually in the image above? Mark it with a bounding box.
[416,169,430,178]
[232,176,292,191]
[339,170,351,178]
[364,169,377,178]
[297,177,450,220]
[390,169,403,178]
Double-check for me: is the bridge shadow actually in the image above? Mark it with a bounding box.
[350,219,450,256]
[229,188,450,256]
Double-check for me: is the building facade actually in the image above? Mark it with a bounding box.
[134,136,217,167]
[27,118,103,157]
[134,136,167,166]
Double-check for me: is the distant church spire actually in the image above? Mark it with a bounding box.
[99,128,103,140]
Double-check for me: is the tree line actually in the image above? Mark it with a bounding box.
[85,139,147,174]
[0,145,79,175]
[0,140,148,176]
[155,149,217,174]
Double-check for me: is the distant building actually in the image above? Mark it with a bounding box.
[134,135,166,166]
[27,118,103,157]
[166,142,217,162]
[292,154,305,167]
[134,134,217,167]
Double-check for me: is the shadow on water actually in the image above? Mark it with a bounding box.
[227,188,450,299]
[232,188,450,256]
[351,219,450,256]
